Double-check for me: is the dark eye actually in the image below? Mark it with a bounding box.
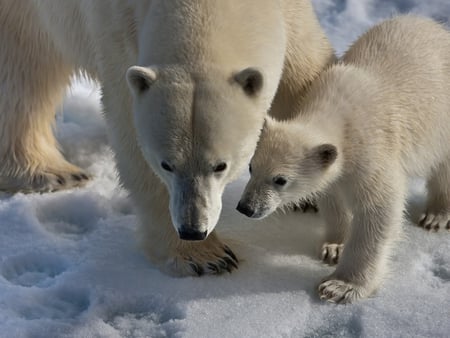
[214,162,227,173]
[273,176,287,186]
[249,164,252,174]
[161,161,173,172]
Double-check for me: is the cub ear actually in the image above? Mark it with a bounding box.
[311,144,338,168]
[234,67,264,96]
[126,66,157,96]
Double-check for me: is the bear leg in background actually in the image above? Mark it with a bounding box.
[318,187,352,265]
[269,0,336,122]
[318,165,406,303]
[419,158,450,231]
[0,3,89,193]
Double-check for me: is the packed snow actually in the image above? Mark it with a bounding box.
[1,1,449,337]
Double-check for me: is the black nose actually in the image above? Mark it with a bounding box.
[178,227,208,241]
[236,202,255,218]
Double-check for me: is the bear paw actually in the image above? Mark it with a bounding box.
[418,212,450,232]
[0,167,90,194]
[163,234,239,277]
[318,277,365,304]
[320,243,344,265]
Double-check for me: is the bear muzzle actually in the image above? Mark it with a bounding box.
[236,201,256,218]
[178,227,208,241]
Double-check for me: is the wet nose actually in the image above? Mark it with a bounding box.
[178,227,208,241]
[236,201,255,218]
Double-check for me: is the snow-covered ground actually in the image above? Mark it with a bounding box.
[1,1,449,337]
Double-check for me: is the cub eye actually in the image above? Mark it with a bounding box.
[161,161,173,172]
[214,162,227,173]
[273,176,287,186]
[249,164,252,174]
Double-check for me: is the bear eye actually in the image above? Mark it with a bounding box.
[214,162,227,173]
[273,176,287,186]
[161,161,173,172]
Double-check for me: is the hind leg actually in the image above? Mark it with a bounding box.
[0,4,89,193]
[419,159,450,231]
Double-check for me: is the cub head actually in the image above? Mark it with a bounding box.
[237,118,341,219]
[126,65,268,240]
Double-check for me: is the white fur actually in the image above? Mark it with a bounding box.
[240,15,450,301]
[0,0,335,276]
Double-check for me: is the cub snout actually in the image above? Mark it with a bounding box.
[236,201,256,218]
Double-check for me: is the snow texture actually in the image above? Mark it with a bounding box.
[0,1,449,337]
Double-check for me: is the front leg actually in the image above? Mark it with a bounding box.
[318,171,406,303]
[318,187,352,265]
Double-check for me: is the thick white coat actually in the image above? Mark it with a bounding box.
[0,0,334,275]
[241,16,450,302]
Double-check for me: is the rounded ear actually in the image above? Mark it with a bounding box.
[312,144,338,168]
[126,66,157,96]
[234,67,264,96]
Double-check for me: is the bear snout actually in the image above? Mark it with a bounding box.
[236,201,255,218]
[178,227,208,241]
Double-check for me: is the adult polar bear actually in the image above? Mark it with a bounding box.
[0,1,334,276]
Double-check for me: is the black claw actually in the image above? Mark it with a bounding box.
[217,258,229,271]
[80,173,89,180]
[224,265,232,273]
[419,216,426,227]
[446,220,450,230]
[224,245,238,263]
[223,256,238,270]
[189,262,204,276]
[207,262,220,274]
[333,255,339,265]
[72,174,82,181]
[323,250,329,262]
[56,175,66,185]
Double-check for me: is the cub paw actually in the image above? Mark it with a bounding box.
[320,243,344,265]
[418,212,450,232]
[163,233,239,277]
[318,278,364,304]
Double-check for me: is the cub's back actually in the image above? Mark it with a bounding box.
[343,16,450,174]
[343,16,450,77]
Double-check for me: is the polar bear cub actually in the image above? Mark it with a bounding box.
[237,15,450,303]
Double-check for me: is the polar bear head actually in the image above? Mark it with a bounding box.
[237,117,341,219]
[126,65,267,240]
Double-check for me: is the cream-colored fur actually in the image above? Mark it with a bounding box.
[0,0,334,276]
[239,16,450,302]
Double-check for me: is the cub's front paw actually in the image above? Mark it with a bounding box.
[318,277,366,303]
[163,233,239,277]
[320,243,344,265]
[418,212,450,232]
